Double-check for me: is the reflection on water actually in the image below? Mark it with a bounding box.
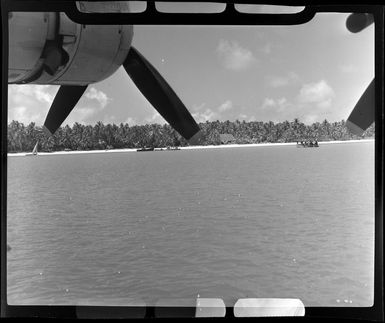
[7,142,374,306]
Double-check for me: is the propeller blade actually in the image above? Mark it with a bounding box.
[123,46,201,143]
[43,85,87,135]
[346,13,374,33]
[346,79,375,136]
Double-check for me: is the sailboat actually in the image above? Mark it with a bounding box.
[25,141,38,156]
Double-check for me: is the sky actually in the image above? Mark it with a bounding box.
[7,5,374,127]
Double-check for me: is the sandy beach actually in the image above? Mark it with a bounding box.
[7,139,374,157]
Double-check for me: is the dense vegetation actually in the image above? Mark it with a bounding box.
[7,118,374,153]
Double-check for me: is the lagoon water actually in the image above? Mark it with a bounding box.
[7,141,374,307]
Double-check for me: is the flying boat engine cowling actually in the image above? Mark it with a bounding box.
[8,12,133,85]
[8,2,203,144]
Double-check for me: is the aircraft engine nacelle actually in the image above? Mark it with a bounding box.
[7,2,203,144]
[8,11,133,85]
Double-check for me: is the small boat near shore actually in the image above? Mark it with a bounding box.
[137,147,155,152]
[296,141,319,148]
[25,141,39,156]
[159,146,181,151]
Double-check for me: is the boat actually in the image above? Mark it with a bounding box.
[296,141,319,148]
[137,147,155,152]
[157,146,181,151]
[25,141,38,156]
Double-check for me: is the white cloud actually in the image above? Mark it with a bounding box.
[7,85,58,125]
[125,117,136,126]
[143,100,232,125]
[191,100,236,122]
[303,114,320,124]
[84,87,110,108]
[71,108,94,123]
[191,103,213,122]
[7,85,113,126]
[261,97,291,113]
[145,111,166,124]
[216,39,257,71]
[9,105,42,125]
[65,87,112,125]
[267,71,300,88]
[239,113,256,121]
[11,85,55,104]
[297,80,335,108]
[268,77,288,88]
[217,100,233,112]
[192,108,217,123]
[191,102,207,111]
[256,81,334,124]
[12,106,26,121]
[261,98,276,108]
[257,96,307,123]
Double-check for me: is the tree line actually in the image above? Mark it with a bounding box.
[7,118,375,153]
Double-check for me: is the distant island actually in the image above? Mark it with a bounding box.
[7,118,375,153]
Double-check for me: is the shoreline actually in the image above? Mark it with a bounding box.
[7,139,374,157]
